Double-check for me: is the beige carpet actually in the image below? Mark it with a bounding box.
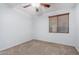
[0,40,79,55]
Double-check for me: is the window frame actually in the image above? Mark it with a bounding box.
[49,13,69,33]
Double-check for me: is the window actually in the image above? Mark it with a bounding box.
[49,13,69,33]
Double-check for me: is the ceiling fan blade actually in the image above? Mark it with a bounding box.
[23,4,31,8]
[40,3,50,8]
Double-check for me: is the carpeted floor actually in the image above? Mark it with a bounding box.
[0,39,79,55]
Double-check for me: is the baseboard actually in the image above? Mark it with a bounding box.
[75,47,79,52]
[0,39,32,51]
[33,39,74,47]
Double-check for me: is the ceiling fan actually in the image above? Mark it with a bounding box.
[23,3,50,12]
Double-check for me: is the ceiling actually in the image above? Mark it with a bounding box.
[6,3,76,16]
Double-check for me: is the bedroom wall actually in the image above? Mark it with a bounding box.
[74,4,79,51]
[0,4,32,51]
[33,8,76,46]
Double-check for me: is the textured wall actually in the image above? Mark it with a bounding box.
[33,9,76,46]
[0,4,32,51]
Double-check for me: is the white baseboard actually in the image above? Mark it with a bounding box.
[75,47,79,52]
[0,39,32,51]
[33,39,74,47]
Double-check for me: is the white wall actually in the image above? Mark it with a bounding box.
[33,8,76,46]
[74,4,79,51]
[0,4,32,51]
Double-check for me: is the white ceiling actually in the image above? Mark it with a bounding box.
[6,3,76,15]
